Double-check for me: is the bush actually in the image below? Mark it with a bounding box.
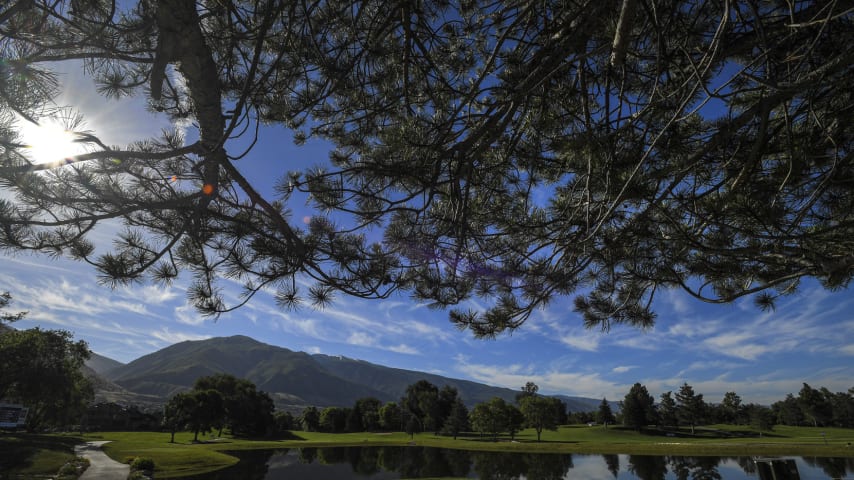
[129,456,155,472]
[56,457,89,480]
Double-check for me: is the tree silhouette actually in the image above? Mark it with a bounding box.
[2,1,853,335]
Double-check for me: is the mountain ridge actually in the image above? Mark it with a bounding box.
[92,334,608,413]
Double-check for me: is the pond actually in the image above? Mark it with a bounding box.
[185,446,854,480]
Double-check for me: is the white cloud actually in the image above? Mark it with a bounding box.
[559,331,601,352]
[346,331,377,347]
[453,360,623,399]
[174,304,206,326]
[612,333,664,351]
[612,366,636,374]
[388,344,420,355]
[0,273,152,321]
[150,327,211,345]
[663,289,693,314]
[839,344,854,356]
[126,285,179,305]
[702,332,772,360]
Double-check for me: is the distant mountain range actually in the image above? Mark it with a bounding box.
[82,335,607,413]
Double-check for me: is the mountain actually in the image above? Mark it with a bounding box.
[312,354,607,412]
[105,335,384,409]
[98,335,609,412]
[85,351,125,376]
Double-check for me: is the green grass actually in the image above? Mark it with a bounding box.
[0,433,83,476]
[86,425,854,477]
[4,424,852,478]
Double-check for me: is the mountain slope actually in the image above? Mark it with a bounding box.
[312,354,521,406]
[313,354,608,412]
[106,335,385,406]
[100,335,611,412]
[85,351,125,376]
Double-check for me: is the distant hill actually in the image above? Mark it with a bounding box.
[105,335,384,409]
[312,354,606,412]
[95,335,609,412]
[85,352,125,376]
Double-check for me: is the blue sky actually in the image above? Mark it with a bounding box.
[2,64,852,408]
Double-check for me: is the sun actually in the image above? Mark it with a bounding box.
[17,118,89,165]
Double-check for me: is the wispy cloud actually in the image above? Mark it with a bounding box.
[702,331,774,360]
[453,359,623,399]
[346,331,376,347]
[612,366,636,374]
[150,327,211,344]
[388,344,420,355]
[174,304,207,326]
[559,331,601,352]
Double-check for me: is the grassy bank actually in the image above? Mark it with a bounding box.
[3,425,852,478]
[82,424,854,478]
[0,433,83,477]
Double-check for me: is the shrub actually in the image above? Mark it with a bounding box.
[130,456,155,472]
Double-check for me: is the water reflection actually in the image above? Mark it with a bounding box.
[186,446,854,479]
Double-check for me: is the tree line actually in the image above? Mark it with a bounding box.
[281,380,567,443]
[162,373,277,441]
[593,382,854,434]
[155,375,854,442]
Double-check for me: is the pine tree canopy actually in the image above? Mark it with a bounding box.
[1,1,853,336]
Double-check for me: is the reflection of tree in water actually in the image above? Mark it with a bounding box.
[471,451,527,480]
[668,456,722,480]
[523,453,573,480]
[350,446,380,475]
[732,456,756,475]
[602,454,620,478]
[298,447,317,464]
[440,448,472,478]
[628,455,667,480]
[283,447,573,479]
[316,446,349,465]
[376,445,402,472]
[802,456,854,479]
[470,451,572,480]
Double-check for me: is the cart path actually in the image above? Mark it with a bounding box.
[74,440,130,480]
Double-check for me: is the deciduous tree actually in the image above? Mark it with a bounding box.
[0,326,93,430]
[470,397,510,441]
[163,392,192,443]
[1,2,852,336]
[193,373,274,437]
[300,406,320,432]
[319,406,347,433]
[516,382,539,405]
[174,389,224,442]
[378,401,401,432]
[354,397,382,432]
[441,397,469,439]
[519,395,560,442]
[404,380,441,433]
